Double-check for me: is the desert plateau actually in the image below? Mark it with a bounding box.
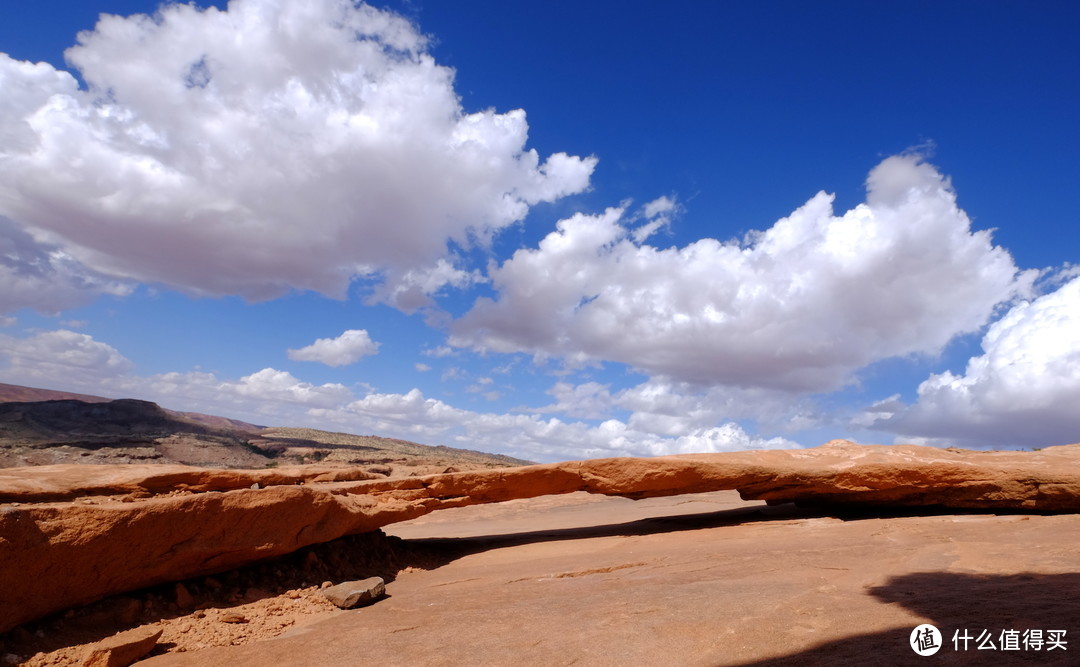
[1,388,1078,666]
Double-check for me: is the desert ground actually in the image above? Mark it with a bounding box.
[1,388,1077,665]
[4,471,1079,665]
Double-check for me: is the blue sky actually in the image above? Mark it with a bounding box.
[1,0,1078,461]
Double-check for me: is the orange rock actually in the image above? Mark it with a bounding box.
[2,440,1079,632]
[81,626,162,667]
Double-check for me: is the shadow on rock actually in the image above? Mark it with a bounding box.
[736,571,1080,666]
[0,529,438,660]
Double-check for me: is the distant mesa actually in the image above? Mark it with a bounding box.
[0,382,530,471]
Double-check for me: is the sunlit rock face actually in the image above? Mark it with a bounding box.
[2,440,1079,631]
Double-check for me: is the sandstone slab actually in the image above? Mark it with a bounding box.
[80,626,162,667]
[2,441,1079,632]
[142,491,1080,666]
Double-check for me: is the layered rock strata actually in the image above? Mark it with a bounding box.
[2,440,1078,632]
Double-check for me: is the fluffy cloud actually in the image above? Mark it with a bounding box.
[0,0,594,305]
[863,276,1080,448]
[533,378,820,434]
[367,259,484,313]
[0,330,133,386]
[287,329,379,367]
[312,388,797,461]
[0,328,797,460]
[0,217,131,314]
[125,367,354,417]
[452,155,1034,392]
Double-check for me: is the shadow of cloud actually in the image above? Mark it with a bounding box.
[736,572,1080,666]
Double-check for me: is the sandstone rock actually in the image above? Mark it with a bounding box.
[174,583,194,609]
[0,463,376,503]
[2,441,1080,632]
[321,578,386,609]
[81,626,162,667]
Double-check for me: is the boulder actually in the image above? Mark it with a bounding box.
[321,577,386,609]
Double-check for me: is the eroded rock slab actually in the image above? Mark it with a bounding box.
[2,440,1078,632]
[81,626,162,667]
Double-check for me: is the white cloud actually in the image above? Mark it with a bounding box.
[633,195,677,243]
[414,362,431,372]
[287,329,379,367]
[532,378,820,435]
[0,328,800,460]
[441,366,465,381]
[0,329,133,386]
[0,217,131,315]
[367,259,484,313]
[0,329,351,416]
[643,195,677,220]
[452,155,1034,392]
[423,345,455,358]
[531,381,616,420]
[312,388,798,461]
[0,0,594,303]
[229,368,353,407]
[864,276,1080,448]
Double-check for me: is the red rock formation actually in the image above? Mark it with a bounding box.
[1,440,1078,632]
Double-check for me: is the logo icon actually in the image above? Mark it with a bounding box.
[911,624,943,656]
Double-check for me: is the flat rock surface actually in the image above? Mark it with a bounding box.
[141,490,1080,666]
[4,441,1080,634]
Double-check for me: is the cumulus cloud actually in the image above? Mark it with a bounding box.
[0,329,133,386]
[0,329,353,415]
[367,259,484,313]
[0,217,131,314]
[0,328,798,460]
[0,0,594,303]
[311,388,798,461]
[533,378,820,434]
[863,276,1080,448]
[451,155,1034,392]
[287,329,379,367]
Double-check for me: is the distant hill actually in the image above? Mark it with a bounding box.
[0,383,532,473]
[0,383,114,404]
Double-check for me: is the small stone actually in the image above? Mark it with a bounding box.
[320,581,332,590]
[220,612,248,624]
[81,626,162,667]
[285,590,301,599]
[174,583,194,609]
[320,577,386,609]
[250,483,260,490]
